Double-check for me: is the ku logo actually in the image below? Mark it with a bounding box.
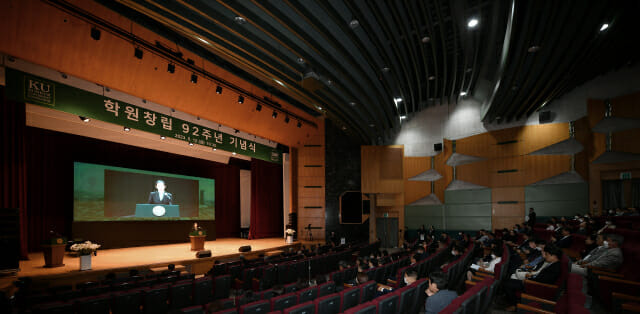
[29,79,51,92]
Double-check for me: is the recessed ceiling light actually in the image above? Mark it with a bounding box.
[460,91,467,96]
[124,126,130,132]
[341,126,347,130]
[467,18,479,28]
[296,57,305,64]
[428,76,436,80]
[369,124,375,127]
[528,45,541,53]
[349,19,359,28]
[317,106,323,110]
[599,23,609,32]
[349,102,356,106]
[421,36,430,43]
[382,66,390,72]
[400,115,407,120]
[466,68,473,73]
[326,79,333,85]
[234,16,247,24]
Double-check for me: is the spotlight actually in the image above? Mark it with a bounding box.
[599,23,609,32]
[297,121,302,128]
[160,136,166,140]
[238,96,244,104]
[134,47,143,59]
[467,18,479,28]
[190,74,198,84]
[272,111,278,119]
[256,103,262,111]
[284,116,290,123]
[90,27,101,40]
[124,126,130,132]
[460,91,467,96]
[213,148,217,151]
[79,116,90,122]
[189,142,194,146]
[216,86,222,94]
[232,152,237,155]
[167,63,175,73]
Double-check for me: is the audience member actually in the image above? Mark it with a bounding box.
[571,234,623,276]
[424,271,458,314]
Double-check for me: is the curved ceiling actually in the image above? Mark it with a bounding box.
[92,0,639,144]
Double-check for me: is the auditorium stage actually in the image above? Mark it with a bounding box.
[16,238,300,288]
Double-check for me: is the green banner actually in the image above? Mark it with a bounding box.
[5,67,282,164]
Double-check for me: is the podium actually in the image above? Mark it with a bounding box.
[190,235,206,251]
[42,244,65,268]
[135,204,180,218]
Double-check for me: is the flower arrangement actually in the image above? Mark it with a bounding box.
[70,241,101,256]
[285,229,296,236]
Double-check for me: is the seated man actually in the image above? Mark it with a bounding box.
[377,269,417,294]
[440,245,464,270]
[502,245,563,311]
[552,228,573,248]
[467,246,502,281]
[571,234,623,276]
[424,271,458,314]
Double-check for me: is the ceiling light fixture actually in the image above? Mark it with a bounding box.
[256,103,262,111]
[528,45,541,53]
[160,136,166,140]
[284,116,290,123]
[341,126,347,130]
[90,27,101,40]
[599,23,609,32]
[232,152,237,155]
[460,91,468,96]
[400,115,407,120]
[124,126,130,132]
[216,86,222,94]
[349,102,356,106]
[382,66,390,73]
[213,148,217,151]
[134,47,143,59]
[234,16,247,24]
[349,19,359,28]
[467,18,479,28]
[421,36,431,43]
[238,96,244,104]
[190,74,198,84]
[393,97,403,107]
[79,116,90,122]
[189,142,194,146]
[167,63,175,73]
[272,111,278,119]
[428,76,436,80]
[369,124,375,127]
[296,57,305,64]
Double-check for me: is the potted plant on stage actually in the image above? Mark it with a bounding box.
[70,241,101,271]
[42,230,66,268]
[189,222,207,251]
[285,229,296,244]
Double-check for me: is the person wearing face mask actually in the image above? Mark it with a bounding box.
[571,234,623,276]
[376,269,417,294]
[439,245,464,270]
[598,220,616,234]
[466,246,502,281]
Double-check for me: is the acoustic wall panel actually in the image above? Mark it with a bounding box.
[444,189,492,230]
[525,183,588,217]
[404,205,444,229]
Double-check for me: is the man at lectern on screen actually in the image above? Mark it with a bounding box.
[148,180,173,205]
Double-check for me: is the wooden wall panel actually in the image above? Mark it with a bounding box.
[612,92,640,119]
[492,187,525,203]
[0,0,320,148]
[457,160,491,187]
[405,181,430,204]
[458,155,570,188]
[491,187,525,230]
[404,157,430,179]
[612,129,640,154]
[361,146,404,194]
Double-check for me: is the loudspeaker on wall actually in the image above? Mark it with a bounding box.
[434,143,443,151]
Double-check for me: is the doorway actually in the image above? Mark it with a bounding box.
[376,217,398,248]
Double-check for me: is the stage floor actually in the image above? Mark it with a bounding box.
[18,238,297,280]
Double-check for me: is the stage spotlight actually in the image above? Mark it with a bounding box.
[79,116,90,122]
[256,103,262,111]
[272,111,278,119]
[167,63,175,73]
[134,47,143,59]
[284,116,290,123]
[238,96,244,104]
[232,152,237,155]
[160,135,166,140]
[297,121,302,128]
[213,148,217,151]
[190,74,198,84]
[216,86,222,94]
[189,142,194,146]
[90,27,101,40]
[124,126,130,132]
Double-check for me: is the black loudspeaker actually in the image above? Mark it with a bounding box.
[434,143,443,151]
[539,111,552,124]
[196,250,212,258]
[238,245,252,253]
[0,209,20,272]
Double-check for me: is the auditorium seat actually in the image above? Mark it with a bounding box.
[111,289,143,314]
[213,275,231,300]
[373,293,398,314]
[343,302,376,314]
[339,286,360,312]
[259,289,277,300]
[142,285,169,314]
[343,266,357,283]
[314,294,340,314]
[170,280,194,309]
[31,301,73,314]
[74,294,111,314]
[330,270,345,289]
[270,292,298,311]
[193,277,213,305]
[179,305,205,313]
[412,278,430,314]
[282,301,314,314]
[239,300,270,314]
[283,282,298,294]
[317,281,335,297]
[277,262,290,285]
[395,285,417,314]
[212,309,237,314]
[297,286,318,303]
[359,281,377,303]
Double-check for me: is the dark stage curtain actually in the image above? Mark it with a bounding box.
[16,123,240,251]
[0,86,29,259]
[249,158,284,239]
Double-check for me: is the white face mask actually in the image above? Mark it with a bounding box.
[491,254,497,259]
[404,277,409,285]
[535,247,542,251]
[451,250,456,255]
[603,241,609,248]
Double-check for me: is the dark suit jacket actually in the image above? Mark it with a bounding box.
[148,191,173,205]
[555,235,573,248]
[532,261,560,284]
[528,212,537,226]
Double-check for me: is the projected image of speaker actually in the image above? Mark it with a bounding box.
[339,192,369,224]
